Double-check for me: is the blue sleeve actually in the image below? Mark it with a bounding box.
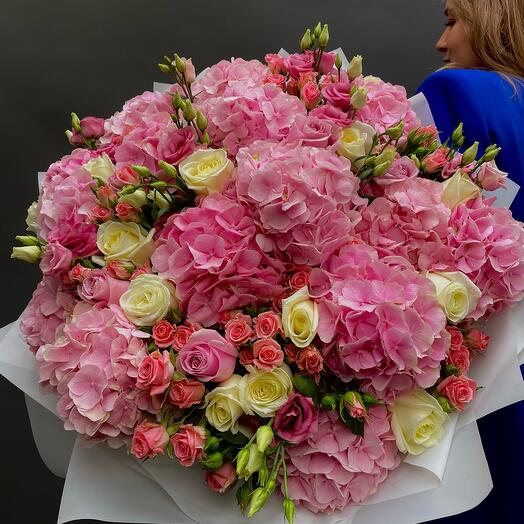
[418,69,491,149]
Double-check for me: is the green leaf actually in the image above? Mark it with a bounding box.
[361,393,381,407]
[221,430,250,447]
[293,374,318,400]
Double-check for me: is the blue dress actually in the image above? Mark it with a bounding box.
[418,69,524,523]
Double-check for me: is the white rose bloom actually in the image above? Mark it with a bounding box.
[337,122,376,169]
[390,389,448,455]
[426,271,481,324]
[205,375,247,433]
[282,286,319,348]
[96,221,155,265]
[440,170,481,209]
[179,149,234,196]
[239,364,293,417]
[84,153,115,183]
[119,274,178,326]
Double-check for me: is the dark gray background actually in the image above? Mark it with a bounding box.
[0,1,448,522]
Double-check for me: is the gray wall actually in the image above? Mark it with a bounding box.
[0,1,444,521]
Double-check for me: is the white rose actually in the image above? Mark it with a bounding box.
[337,122,376,169]
[441,170,481,209]
[205,375,247,433]
[25,202,40,233]
[390,389,448,455]
[96,221,155,265]
[426,271,481,323]
[282,286,319,348]
[119,274,177,326]
[178,149,234,196]
[84,153,115,183]
[239,364,293,417]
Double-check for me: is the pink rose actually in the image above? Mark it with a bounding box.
[172,325,195,351]
[286,53,315,80]
[171,424,206,467]
[40,242,73,276]
[168,378,205,408]
[289,270,310,291]
[464,329,490,351]
[318,51,336,74]
[284,343,299,363]
[437,375,477,411]
[136,350,174,395]
[254,311,281,339]
[263,74,287,89]
[476,161,507,191]
[239,348,254,366]
[110,165,140,189]
[274,393,318,444]
[106,260,134,280]
[446,326,464,349]
[224,315,253,345]
[78,269,129,306]
[446,345,471,374]
[322,80,351,111]
[205,461,237,493]
[300,82,321,110]
[265,53,287,75]
[298,71,318,89]
[421,147,448,173]
[176,329,238,382]
[131,421,169,459]
[80,116,105,139]
[285,114,336,149]
[152,320,176,348]
[309,104,351,126]
[96,185,118,208]
[252,339,284,371]
[89,204,112,223]
[69,263,90,282]
[183,58,196,83]
[297,347,323,375]
[115,201,141,223]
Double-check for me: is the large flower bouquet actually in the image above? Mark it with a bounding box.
[11,23,524,523]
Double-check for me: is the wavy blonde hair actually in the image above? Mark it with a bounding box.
[452,0,524,80]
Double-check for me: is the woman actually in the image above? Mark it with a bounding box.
[418,2,524,523]
[419,0,524,221]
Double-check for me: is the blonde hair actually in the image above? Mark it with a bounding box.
[452,0,524,80]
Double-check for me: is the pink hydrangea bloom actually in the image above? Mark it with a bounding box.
[285,407,400,513]
[318,243,449,401]
[152,193,284,326]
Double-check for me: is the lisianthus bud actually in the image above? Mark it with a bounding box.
[158,63,171,74]
[236,483,250,513]
[196,111,208,131]
[320,394,337,410]
[347,54,363,80]
[283,498,296,524]
[244,444,264,478]
[158,160,178,179]
[318,24,329,48]
[131,165,153,179]
[483,146,502,162]
[174,53,186,73]
[461,141,479,166]
[172,91,185,110]
[202,451,223,470]
[15,235,40,246]
[183,101,197,122]
[300,29,312,50]
[71,112,81,132]
[204,436,220,452]
[335,53,342,70]
[11,245,42,263]
[255,425,274,453]
[236,447,250,477]
[313,22,322,37]
[451,123,463,144]
[386,121,404,140]
[247,487,269,517]
[119,188,147,208]
[350,87,367,110]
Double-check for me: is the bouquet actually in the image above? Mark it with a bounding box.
[11,22,524,523]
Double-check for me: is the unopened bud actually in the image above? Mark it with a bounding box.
[158,63,171,74]
[196,111,208,131]
[347,55,363,80]
[158,160,178,179]
[11,245,42,263]
[320,394,337,410]
[172,91,185,110]
[461,141,479,165]
[451,123,463,144]
[71,112,81,132]
[247,487,269,517]
[255,425,274,453]
[300,29,312,51]
[131,165,153,179]
[335,53,342,70]
[318,24,329,48]
[174,53,186,73]
[483,146,502,162]
[15,235,40,246]
[313,22,322,37]
[65,129,74,142]
[150,180,168,190]
[410,154,421,169]
[236,483,250,513]
[258,461,269,486]
[119,188,147,208]
[437,396,455,413]
[373,161,392,177]
[350,87,367,110]
[236,447,250,477]
[183,101,197,122]
[148,189,171,210]
[202,130,211,145]
[283,498,296,524]
[202,451,223,470]
[386,121,404,140]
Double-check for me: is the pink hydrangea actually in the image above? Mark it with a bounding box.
[284,407,400,513]
[152,193,284,326]
[444,197,524,318]
[318,243,449,401]
[235,142,364,264]
[20,276,78,352]
[39,303,149,440]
